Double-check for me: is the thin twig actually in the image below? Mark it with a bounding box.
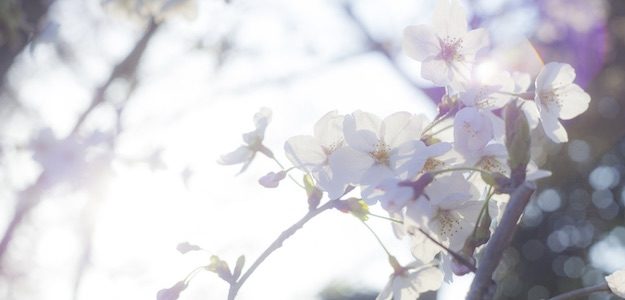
[467,181,536,300]
[548,283,610,300]
[227,199,339,300]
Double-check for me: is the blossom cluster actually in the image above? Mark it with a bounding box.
[215,0,594,299]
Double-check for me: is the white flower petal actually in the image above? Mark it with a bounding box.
[557,83,591,120]
[403,25,441,61]
[432,0,468,40]
[461,28,489,55]
[522,102,541,129]
[421,58,451,86]
[360,164,395,187]
[343,111,381,152]
[329,146,373,185]
[536,62,576,90]
[381,112,426,148]
[218,146,253,165]
[606,269,625,298]
[253,107,272,130]
[313,166,348,200]
[454,107,494,158]
[540,113,568,143]
[413,265,444,292]
[284,135,327,169]
[313,110,345,148]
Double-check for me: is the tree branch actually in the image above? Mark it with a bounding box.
[467,181,536,300]
[227,199,339,300]
[548,283,610,300]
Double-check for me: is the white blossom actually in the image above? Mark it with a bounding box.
[284,111,348,199]
[403,0,489,88]
[218,107,272,173]
[533,62,591,143]
[377,261,443,300]
[405,173,483,261]
[330,111,450,205]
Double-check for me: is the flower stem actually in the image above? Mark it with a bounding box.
[227,199,338,300]
[269,155,305,189]
[368,212,403,224]
[360,220,392,257]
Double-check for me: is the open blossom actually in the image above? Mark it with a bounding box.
[405,173,483,261]
[218,107,272,174]
[403,0,489,87]
[284,111,348,199]
[330,111,449,204]
[532,62,591,143]
[459,70,515,111]
[606,269,625,298]
[377,261,443,300]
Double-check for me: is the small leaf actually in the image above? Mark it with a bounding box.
[232,255,245,281]
[157,280,187,300]
[176,242,202,254]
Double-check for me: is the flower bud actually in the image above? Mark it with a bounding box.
[258,171,287,188]
[157,280,187,300]
[206,255,232,283]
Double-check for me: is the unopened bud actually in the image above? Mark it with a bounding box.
[206,255,232,283]
[157,280,187,300]
[336,198,369,221]
[259,171,287,188]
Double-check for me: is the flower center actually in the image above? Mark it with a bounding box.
[438,209,461,238]
[462,121,478,138]
[539,89,563,110]
[322,139,344,156]
[478,156,507,174]
[423,158,444,172]
[369,141,391,165]
[439,37,464,62]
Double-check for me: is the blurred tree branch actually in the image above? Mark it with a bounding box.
[0,18,160,268]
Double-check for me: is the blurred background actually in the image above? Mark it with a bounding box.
[0,0,622,299]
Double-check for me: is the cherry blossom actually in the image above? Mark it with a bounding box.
[403,0,489,88]
[377,260,443,300]
[533,62,591,143]
[218,107,273,173]
[405,173,483,260]
[284,111,348,199]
